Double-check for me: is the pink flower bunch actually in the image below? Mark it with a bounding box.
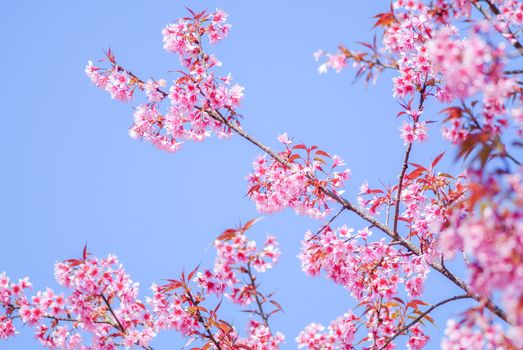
[0,273,32,340]
[317,0,521,154]
[428,27,512,98]
[248,137,351,219]
[1,221,286,349]
[358,157,461,262]
[491,0,523,44]
[86,9,244,152]
[316,52,347,74]
[439,169,523,342]
[0,253,159,349]
[85,61,134,102]
[299,226,429,301]
[385,4,435,99]
[296,312,359,350]
[239,320,285,350]
[194,221,281,306]
[162,8,230,55]
[155,219,286,348]
[441,313,508,350]
[399,120,428,145]
[427,26,520,144]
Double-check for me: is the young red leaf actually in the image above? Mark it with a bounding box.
[431,152,445,169]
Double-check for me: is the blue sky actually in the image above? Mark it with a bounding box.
[1,1,468,349]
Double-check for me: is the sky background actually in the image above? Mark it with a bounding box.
[1,1,472,349]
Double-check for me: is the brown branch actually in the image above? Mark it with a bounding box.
[379,294,472,350]
[504,70,523,75]
[205,108,509,324]
[393,85,427,235]
[246,263,271,329]
[308,206,346,241]
[185,289,223,350]
[11,302,154,350]
[8,304,114,326]
[392,143,413,235]
[101,293,126,333]
[107,62,509,325]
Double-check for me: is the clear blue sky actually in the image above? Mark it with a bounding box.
[1,1,467,349]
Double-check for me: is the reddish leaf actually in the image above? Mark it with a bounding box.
[217,228,237,241]
[188,265,200,282]
[407,167,425,180]
[65,259,82,267]
[406,299,429,310]
[431,152,445,169]
[440,106,462,121]
[247,184,261,196]
[313,157,327,164]
[315,150,331,158]
[409,162,427,171]
[372,12,396,29]
[270,300,284,311]
[288,153,301,162]
[242,217,263,232]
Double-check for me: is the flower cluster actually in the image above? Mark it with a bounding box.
[1,219,285,349]
[399,120,428,145]
[296,312,359,350]
[439,169,523,346]
[86,9,244,152]
[194,218,281,307]
[239,320,285,350]
[427,26,519,145]
[317,1,522,168]
[247,135,350,219]
[299,225,429,301]
[442,313,509,350]
[1,252,159,349]
[358,153,462,258]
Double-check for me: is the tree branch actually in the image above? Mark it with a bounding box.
[108,63,509,325]
[205,108,509,324]
[379,294,472,350]
[246,262,271,329]
[392,143,412,235]
[308,206,346,241]
[185,289,223,350]
[504,69,523,75]
[393,85,427,234]
[101,293,126,333]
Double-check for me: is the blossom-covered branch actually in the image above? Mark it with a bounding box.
[79,3,523,349]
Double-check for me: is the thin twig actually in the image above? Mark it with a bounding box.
[393,84,427,235]
[101,293,126,333]
[308,206,346,241]
[246,263,271,329]
[186,289,223,350]
[392,143,412,235]
[504,70,523,75]
[379,294,472,350]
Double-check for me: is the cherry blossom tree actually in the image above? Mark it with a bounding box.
[2,1,523,348]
